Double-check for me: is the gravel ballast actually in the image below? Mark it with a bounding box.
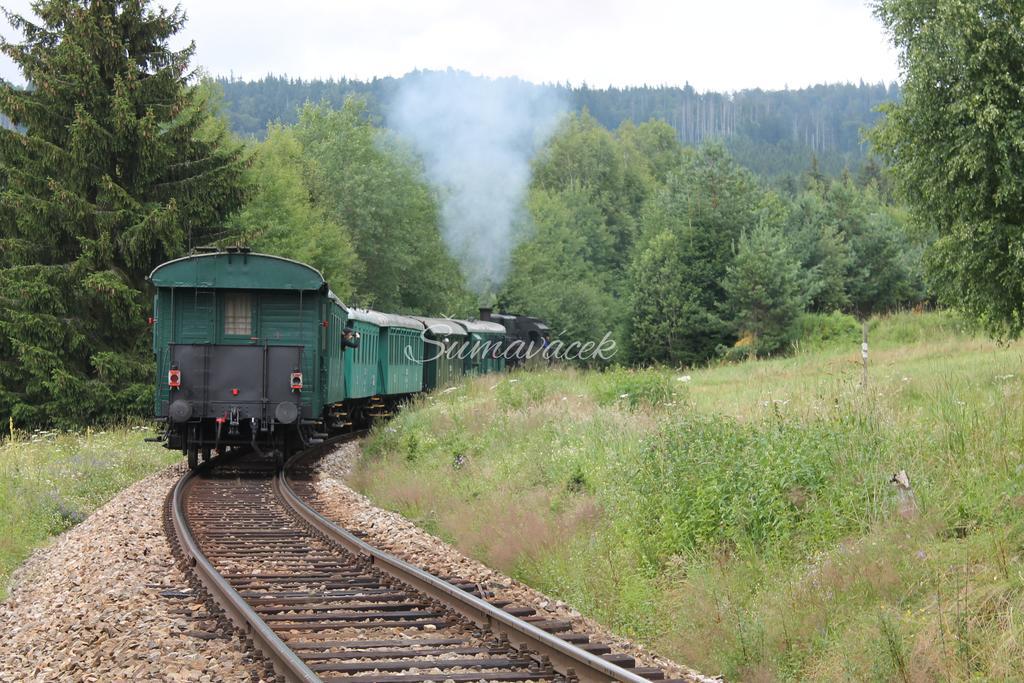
[0,465,266,682]
[312,442,718,683]
[1,442,715,682]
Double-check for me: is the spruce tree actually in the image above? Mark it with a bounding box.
[629,143,765,365]
[229,121,363,301]
[0,0,249,427]
[722,223,806,356]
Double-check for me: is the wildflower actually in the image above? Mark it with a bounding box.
[677,375,692,382]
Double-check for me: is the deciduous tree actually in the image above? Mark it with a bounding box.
[293,100,470,313]
[870,0,1024,335]
[230,123,362,301]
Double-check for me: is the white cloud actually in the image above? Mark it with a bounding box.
[0,0,899,90]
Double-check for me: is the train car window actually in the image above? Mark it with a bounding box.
[224,293,253,335]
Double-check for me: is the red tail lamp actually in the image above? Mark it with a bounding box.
[290,370,303,392]
[231,388,239,396]
[168,368,181,389]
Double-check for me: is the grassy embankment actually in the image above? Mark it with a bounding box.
[354,311,1024,681]
[0,425,177,598]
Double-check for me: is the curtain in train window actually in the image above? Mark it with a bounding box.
[224,293,253,336]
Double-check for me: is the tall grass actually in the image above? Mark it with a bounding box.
[0,424,179,598]
[355,311,1024,680]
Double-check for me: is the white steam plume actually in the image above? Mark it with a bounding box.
[389,71,567,296]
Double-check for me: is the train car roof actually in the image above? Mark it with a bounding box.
[346,308,425,330]
[456,319,508,335]
[409,316,468,337]
[148,250,326,291]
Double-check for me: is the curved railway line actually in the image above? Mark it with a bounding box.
[167,437,681,683]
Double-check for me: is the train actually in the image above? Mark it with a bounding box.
[147,248,550,469]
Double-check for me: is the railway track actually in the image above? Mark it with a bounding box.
[168,437,677,683]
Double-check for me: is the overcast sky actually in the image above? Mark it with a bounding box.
[0,0,900,91]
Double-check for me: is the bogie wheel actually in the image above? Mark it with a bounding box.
[187,447,199,470]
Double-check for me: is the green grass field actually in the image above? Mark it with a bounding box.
[354,311,1024,681]
[0,425,178,599]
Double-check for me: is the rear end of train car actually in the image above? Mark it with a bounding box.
[148,249,346,468]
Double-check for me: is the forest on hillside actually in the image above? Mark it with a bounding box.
[218,74,899,178]
[222,95,928,367]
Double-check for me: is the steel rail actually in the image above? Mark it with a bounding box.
[279,453,652,683]
[171,466,320,682]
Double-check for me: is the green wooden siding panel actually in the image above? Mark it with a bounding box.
[464,332,506,375]
[382,327,424,394]
[344,320,379,398]
[437,350,464,387]
[175,290,215,343]
[424,348,464,390]
[325,303,347,404]
[256,292,320,407]
[153,290,172,414]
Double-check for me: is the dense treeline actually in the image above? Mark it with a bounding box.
[229,98,926,367]
[503,114,925,364]
[218,73,898,178]
[235,101,927,363]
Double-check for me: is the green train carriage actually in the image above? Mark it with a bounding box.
[149,250,352,467]
[412,317,468,390]
[458,319,508,375]
[343,309,425,420]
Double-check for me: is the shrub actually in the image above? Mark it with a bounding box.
[869,309,974,347]
[593,367,683,409]
[615,414,875,564]
[792,311,861,351]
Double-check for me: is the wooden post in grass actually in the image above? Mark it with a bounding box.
[861,321,869,388]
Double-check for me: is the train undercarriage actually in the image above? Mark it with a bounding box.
[160,395,410,470]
